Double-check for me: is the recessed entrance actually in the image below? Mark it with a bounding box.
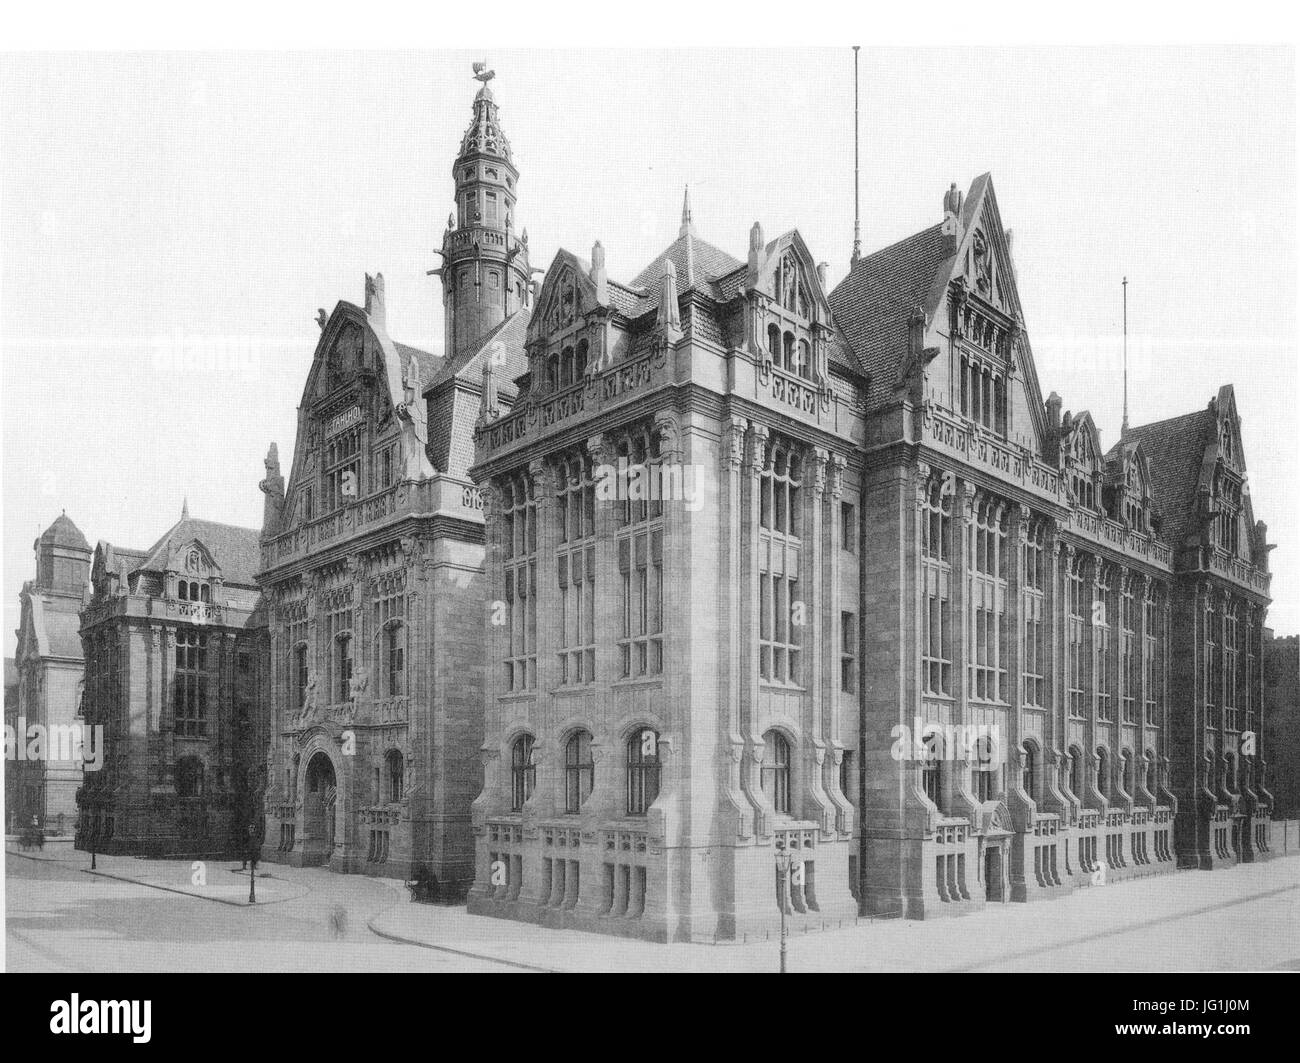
[985,846,1004,902]
[302,752,337,867]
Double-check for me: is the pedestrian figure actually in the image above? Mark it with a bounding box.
[328,905,348,939]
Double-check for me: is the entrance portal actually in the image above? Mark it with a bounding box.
[302,752,337,867]
[985,846,1004,902]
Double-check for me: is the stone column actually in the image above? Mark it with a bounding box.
[740,423,772,837]
[719,417,751,840]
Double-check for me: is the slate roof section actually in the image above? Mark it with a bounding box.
[38,513,90,552]
[1122,408,1216,549]
[631,231,744,304]
[22,595,85,660]
[393,342,441,392]
[828,222,952,409]
[425,308,531,393]
[139,516,263,588]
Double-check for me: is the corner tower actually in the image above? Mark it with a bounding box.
[440,63,532,361]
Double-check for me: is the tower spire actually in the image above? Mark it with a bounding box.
[441,61,530,361]
[1122,276,1129,437]
[851,45,862,267]
[680,185,695,237]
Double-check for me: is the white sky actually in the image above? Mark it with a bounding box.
[3,44,1296,652]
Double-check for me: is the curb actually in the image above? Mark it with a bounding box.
[365,905,556,973]
[81,868,309,908]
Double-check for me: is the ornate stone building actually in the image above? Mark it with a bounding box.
[461,67,1277,938]
[829,177,1275,916]
[75,506,267,857]
[256,264,490,891]
[11,514,92,836]
[466,72,863,942]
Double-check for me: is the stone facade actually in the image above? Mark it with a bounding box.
[11,514,92,836]
[75,507,267,858]
[256,266,487,894]
[460,72,1277,940]
[466,73,861,943]
[829,179,1275,917]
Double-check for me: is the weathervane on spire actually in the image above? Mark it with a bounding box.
[472,61,495,84]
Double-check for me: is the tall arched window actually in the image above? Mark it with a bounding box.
[1068,745,1084,798]
[560,346,574,387]
[922,733,943,807]
[1144,751,1156,795]
[766,323,780,360]
[564,730,594,813]
[178,580,188,601]
[1120,750,1133,796]
[200,583,210,603]
[782,331,795,373]
[761,731,792,815]
[1021,742,1037,801]
[510,734,535,811]
[1096,747,1109,799]
[387,750,404,802]
[797,338,811,379]
[626,727,660,815]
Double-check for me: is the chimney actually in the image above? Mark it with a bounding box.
[365,272,387,333]
[658,259,682,339]
[816,261,829,290]
[747,221,764,288]
[942,182,964,256]
[590,240,608,305]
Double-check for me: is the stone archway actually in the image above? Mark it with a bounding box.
[985,845,1005,902]
[302,751,337,866]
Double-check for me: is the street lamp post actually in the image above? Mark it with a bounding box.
[775,843,792,974]
[247,823,258,904]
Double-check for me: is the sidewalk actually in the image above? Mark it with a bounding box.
[368,855,1300,972]
[6,844,308,906]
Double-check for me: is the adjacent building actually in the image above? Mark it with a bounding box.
[12,514,92,836]
[75,505,267,857]
[1263,631,1299,819]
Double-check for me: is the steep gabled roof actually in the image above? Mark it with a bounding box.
[829,222,952,408]
[139,516,262,588]
[426,307,531,394]
[631,230,744,304]
[1123,408,1217,549]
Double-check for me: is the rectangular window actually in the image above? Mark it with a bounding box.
[1121,574,1137,724]
[373,573,406,698]
[968,496,1007,703]
[1068,554,1086,718]
[841,611,857,693]
[174,627,208,737]
[1095,566,1113,722]
[618,529,663,679]
[921,475,953,695]
[322,426,362,513]
[501,471,538,691]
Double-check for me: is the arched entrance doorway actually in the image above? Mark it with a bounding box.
[302,752,337,866]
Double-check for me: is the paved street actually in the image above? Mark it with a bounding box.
[7,844,1299,972]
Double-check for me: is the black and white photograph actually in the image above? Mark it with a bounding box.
[2,2,1298,1031]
